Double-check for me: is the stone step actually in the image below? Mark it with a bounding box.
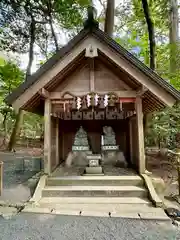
[46,175,143,186]
[39,197,151,205]
[23,203,169,220]
[42,185,147,198]
[36,203,152,212]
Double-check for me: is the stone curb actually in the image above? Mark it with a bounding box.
[141,174,163,207]
[29,174,47,203]
[22,205,171,221]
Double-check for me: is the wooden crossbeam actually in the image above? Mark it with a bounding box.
[49,91,137,99]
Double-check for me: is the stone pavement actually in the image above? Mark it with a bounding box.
[0,212,179,240]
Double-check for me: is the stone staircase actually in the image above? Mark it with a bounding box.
[40,175,150,205]
[24,174,169,220]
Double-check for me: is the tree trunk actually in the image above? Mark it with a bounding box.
[7,16,36,151]
[26,17,36,79]
[104,0,115,37]
[47,0,59,52]
[169,0,179,72]
[141,0,156,70]
[7,109,24,151]
[49,17,59,52]
[141,0,156,136]
[1,112,8,147]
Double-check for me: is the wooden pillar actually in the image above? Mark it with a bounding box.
[129,118,133,165]
[44,98,51,174]
[55,118,59,167]
[135,96,146,174]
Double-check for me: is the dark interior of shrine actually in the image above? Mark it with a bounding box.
[59,119,131,165]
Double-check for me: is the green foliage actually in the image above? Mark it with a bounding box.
[0,59,43,141]
[0,0,91,144]
[0,0,179,149]
[0,60,24,96]
[146,104,180,149]
[54,0,90,30]
[115,0,180,149]
[0,59,23,140]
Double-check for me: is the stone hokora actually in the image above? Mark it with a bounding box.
[66,126,91,167]
[102,126,127,167]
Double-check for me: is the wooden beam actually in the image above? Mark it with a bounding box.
[135,96,146,174]
[89,59,95,91]
[44,99,51,174]
[38,88,50,98]
[55,118,59,167]
[49,91,137,99]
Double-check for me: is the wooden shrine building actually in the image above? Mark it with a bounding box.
[6,14,180,177]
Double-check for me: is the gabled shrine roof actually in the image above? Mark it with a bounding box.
[5,17,180,111]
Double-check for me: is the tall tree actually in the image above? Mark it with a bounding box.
[0,0,90,150]
[141,0,156,70]
[46,0,59,52]
[7,1,38,151]
[104,0,115,37]
[0,60,24,146]
[169,0,179,73]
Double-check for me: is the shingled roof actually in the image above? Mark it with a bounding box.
[5,16,180,106]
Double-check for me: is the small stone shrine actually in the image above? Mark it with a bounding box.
[65,126,91,167]
[102,126,119,150]
[72,126,90,151]
[101,126,127,167]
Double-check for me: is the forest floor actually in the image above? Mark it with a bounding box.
[146,148,179,199]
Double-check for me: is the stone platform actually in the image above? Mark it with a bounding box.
[51,164,136,177]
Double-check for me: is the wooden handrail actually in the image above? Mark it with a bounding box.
[0,161,3,196]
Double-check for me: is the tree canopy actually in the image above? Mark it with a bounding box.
[0,0,179,150]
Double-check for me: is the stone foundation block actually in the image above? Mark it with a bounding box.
[85,166,103,174]
[102,151,127,167]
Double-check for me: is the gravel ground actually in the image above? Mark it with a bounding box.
[0,213,179,240]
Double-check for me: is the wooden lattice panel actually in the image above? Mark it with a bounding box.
[72,111,82,120]
[83,112,93,120]
[94,111,105,120]
[106,111,117,120]
[64,112,71,120]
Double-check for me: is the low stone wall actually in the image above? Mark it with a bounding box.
[0,152,43,172]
